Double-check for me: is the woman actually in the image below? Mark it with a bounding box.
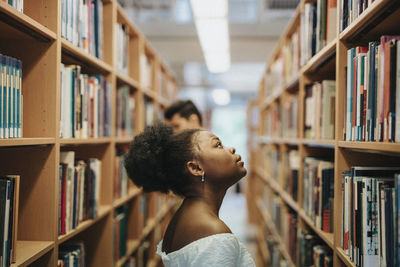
[125,124,255,266]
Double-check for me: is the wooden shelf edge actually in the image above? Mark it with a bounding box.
[302,38,336,74]
[339,0,391,41]
[298,210,334,249]
[0,2,57,41]
[115,136,134,144]
[256,234,270,264]
[142,87,157,100]
[11,241,54,267]
[59,137,112,145]
[256,200,296,267]
[61,39,112,73]
[113,188,142,208]
[302,139,336,148]
[116,71,140,89]
[147,255,162,267]
[336,247,356,267]
[338,141,400,153]
[0,138,56,147]
[117,239,141,267]
[257,170,300,212]
[57,205,111,244]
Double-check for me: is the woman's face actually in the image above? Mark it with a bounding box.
[194,131,247,186]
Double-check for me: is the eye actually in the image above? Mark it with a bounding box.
[216,141,223,148]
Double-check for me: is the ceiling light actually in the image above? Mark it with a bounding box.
[212,88,231,106]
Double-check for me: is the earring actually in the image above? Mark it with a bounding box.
[201,174,205,182]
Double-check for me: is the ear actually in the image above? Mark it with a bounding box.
[186,160,204,177]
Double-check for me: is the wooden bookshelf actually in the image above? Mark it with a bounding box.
[0,0,177,266]
[249,0,400,266]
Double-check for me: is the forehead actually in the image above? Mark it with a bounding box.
[170,113,188,122]
[196,131,218,144]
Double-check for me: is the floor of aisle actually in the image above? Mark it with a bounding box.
[219,187,259,266]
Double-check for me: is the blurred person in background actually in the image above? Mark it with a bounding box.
[164,100,203,133]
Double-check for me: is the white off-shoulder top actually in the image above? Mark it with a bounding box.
[156,233,256,267]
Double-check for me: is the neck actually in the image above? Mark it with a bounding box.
[184,185,227,216]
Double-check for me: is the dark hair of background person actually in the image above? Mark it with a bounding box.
[124,124,200,196]
[164,100,203,126]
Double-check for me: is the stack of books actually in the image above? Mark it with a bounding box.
[61,0,104,59]
[0,54,23,139]
[0,176,19,267]
[344,37,400,142]
[341,167,400,267]
[59,151,102,236]
[60,64,112,139]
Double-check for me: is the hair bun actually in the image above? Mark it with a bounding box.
[124,124,173,193]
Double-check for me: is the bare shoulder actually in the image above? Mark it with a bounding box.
[163,203,232,253]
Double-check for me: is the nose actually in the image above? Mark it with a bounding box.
[229,147,236,154]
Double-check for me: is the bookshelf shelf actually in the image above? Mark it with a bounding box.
[249,1,400,265]
[57,205,111,244]
[298,210,334,249]
[147,255,162,267]
[59,138,112,145]
[0,138,56,147]
[336,247,356,267]
[61,39,112,74]
[338,141,400,154]
[339,0,392,41]
[10,241,54,267]
[256,200,296,267]
[256,235,270,264]
[115,136,134,144]
[257,170,300,212]
[113,187,142,209]
[117,239,140,267]
[302,139,335,148]
[0,1,178,266]
[0,2,57,42]
[116,71,140,89]
[143,87,157,100]
[302,39,336,74]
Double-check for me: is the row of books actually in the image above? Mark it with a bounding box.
[144,101,163,127]
[344,37,400,142]
[300,0,337,66]
[114,153,129,201]
[298,230,333,267]
[304,80,336,140]
[59,151,102,236]
[283,30,300,85]
[261,95,298,139]
[303,157,335,233]
[262,146,279,182]
[114,205,127,261]
[157,71,174,101]
[282,150,300,201]
[0,54,23,139]
[116,86,135,138]
[340,0,375,32]
[58,242,85,267]
[140,54,152,90]
[60,64,111,139]
[341,167,400,267]
[0,176,19,267]
[2,0,23,12]
[61,0,104,59]
[264,192,297,257]
[115,23,129,75]
[264,235,291,267]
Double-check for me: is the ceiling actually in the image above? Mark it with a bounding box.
[120,0,297,94]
